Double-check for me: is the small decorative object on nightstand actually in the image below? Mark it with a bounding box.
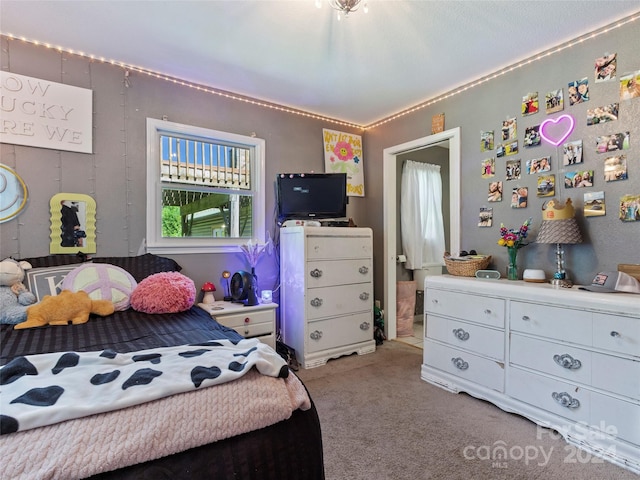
[222,270,232,301]
[201,282,216,304]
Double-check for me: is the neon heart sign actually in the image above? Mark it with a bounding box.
[539,114,575,147]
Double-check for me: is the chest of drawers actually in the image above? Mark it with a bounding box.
[280,226,375,369]
[422,275,640,474]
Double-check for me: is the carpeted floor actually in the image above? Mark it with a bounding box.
[296,341,638,480]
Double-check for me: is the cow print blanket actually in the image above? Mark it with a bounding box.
[0,338,288,435]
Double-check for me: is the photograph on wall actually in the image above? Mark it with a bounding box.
[562,140,583,166]
[619,194,640,222]
[595,53,617,82]
[537,174,555,197]
[587,103,618,125]
[481,158,495,178]
[49,193,96,254]
[527,156,551,174]
[488,181,503,202]
[568,78,589,105]
[620,70,640,100]
[522,92,539,116]
[478,207,493,227]
[506,159,521,181]
[604,155,628,182]
[584,191,606,217]
[323,128,364,197]
[511,186,528,209]
[596,132,630,153]
[523,125,541,147]
[501,117,517,141]
[481,131,494,151]
[545,89,564,114]
[506,142,519,156]
[564,170,594,188]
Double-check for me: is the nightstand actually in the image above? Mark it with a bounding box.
[198,301,277,350]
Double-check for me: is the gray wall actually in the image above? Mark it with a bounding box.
[363,20,640,303]
[1,19,639,313]
[0,37,365,307]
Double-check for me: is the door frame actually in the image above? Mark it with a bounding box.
[382,127,461,340]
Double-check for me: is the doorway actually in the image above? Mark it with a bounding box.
[382,128,461,341]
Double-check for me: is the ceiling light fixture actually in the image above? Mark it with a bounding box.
[316,0,368,20]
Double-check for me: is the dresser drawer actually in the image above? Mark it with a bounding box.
[425,289,504,328]
[306,258,372,288]
[510,334,592,385]
[307,312,373,353]
[592,313,640,357]
[306,284,373,319]
[510,301,592,346]
[508,367,590,424]
[307,235,372,260]
[426,315,504,360]
[229,321,273,340]
[591,391,640,445]
[591,351,640,400]
[423,340,504,392]
[213,309,274,329]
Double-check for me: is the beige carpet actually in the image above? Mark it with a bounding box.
[296,341,638,480]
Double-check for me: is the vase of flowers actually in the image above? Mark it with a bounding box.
[497,218,532,280]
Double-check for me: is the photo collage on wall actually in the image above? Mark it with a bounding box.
[477,50,638,225]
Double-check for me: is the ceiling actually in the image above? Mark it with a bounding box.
[2,1,639,127]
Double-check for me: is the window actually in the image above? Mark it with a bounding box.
[146,118,265,254]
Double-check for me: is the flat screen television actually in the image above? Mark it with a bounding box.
[276,173,348,223]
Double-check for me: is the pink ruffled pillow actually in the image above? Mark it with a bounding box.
[130,272,196,314]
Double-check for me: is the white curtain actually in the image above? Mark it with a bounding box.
[401,161,446,269]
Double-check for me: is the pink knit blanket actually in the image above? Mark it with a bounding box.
[0,370,310,479]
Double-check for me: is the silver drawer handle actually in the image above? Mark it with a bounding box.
[432,299,439,304]
[522,315,530,321]
[359,292,370,301]
[360,321,370,331]
[309,268,323,278]
[451,357,469,371]
[309,330,323,340]
[310,297,323,307]
[359,266,369,275]
[553,354,582,370]
[452,328,470,341]
[610,331,621,338]
[484,309,491,315]
[552,391,580,409]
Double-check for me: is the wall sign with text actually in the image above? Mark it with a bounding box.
[0,72,93,154]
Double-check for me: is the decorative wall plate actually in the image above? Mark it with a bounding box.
[0,164,28,223]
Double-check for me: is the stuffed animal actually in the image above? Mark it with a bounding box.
[15,290,115,329]
[0,258,37,325]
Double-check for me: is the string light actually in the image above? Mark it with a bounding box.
[2,11,638,131]
[365,12,639,129]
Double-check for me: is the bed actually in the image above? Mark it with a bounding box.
[0,253,324,480]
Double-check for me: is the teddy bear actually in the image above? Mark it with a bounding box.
[15,290,115,329]
[0,258,38,325]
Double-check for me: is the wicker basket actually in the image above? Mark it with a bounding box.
[444,255,492,277]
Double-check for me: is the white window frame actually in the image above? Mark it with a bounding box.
[146,118,265,254]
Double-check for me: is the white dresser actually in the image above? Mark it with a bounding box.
[422,275,640,474]
[280,226,376,369]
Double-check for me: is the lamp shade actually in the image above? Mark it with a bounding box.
[536,198,583,244]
